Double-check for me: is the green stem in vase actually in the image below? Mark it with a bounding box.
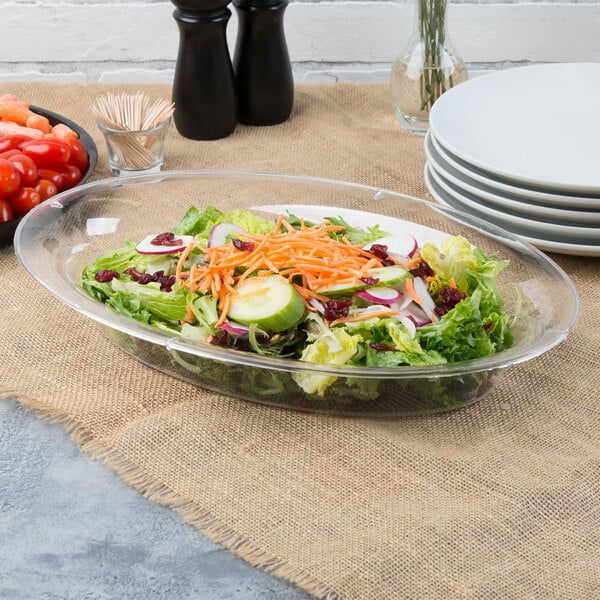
[418,0,452,112]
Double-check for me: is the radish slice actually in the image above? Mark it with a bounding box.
[363,234,418,259]
[135,233,194,255]
[219,321,250,335]
[412,276,438,321]
[207,222,247,247]
[356,287,403,305]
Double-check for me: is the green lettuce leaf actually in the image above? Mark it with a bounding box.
[323,215,388,246]
[294,325,362,396]
[417,289,500,362]
[172,205,224,236]
[220,209,274,236]
[365,320,446,367]
[109,279,187,324]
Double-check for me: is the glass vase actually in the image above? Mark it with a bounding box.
[390,0,467,135]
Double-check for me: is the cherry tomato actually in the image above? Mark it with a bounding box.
[37,168,65,191]
[9,187,41,215]
[59,164,82,188]
[35,179,58,201]
[0,198,14,223]
[8,153,38,187]
[0,149,22,159]
[0,158,21,196]
[67,137,88,172]
[21,138,70,170]
[0,134,33,154]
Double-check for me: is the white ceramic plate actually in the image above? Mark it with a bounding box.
[427,131,600,211]
[425,133,600,224]
[426,164,600,242]
[429,63,600,194]
[425,165,600,256]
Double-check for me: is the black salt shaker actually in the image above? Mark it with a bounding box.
[232,0,294,126]
[171,0,237,140]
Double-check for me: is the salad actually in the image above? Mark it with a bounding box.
[81,205,513,397]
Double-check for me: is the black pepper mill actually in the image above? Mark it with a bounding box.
[171,0,237,140]
[232,0,294,126]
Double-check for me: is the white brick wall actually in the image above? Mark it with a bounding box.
[0,0,599,83]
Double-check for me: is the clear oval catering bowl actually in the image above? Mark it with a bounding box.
[14,171,579,416]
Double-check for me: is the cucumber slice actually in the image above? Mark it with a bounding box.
[368,266,412,286]
[318,266,412,296]
[228,276,306,332]
[315,280,369,296]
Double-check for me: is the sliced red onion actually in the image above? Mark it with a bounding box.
[363,234,418,259]
[308,298,326,314]
[135,233,194,255]
[399,303,431,326]
[398,315,417,338]
[219,321,250,335]
[353,305,398,318]
[207,222,247,248]
[387,252,410,265]
[390,291,412,311]
[412,276,438,321]
[355,287,403,305]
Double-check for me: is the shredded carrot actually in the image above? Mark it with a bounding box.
[406,255,421,270]
[174,217,401,326]
[175,240,197,281]
[181,303,194,324]
[404,278,423,305]
[215,293,231,327]
[449,277,457,289]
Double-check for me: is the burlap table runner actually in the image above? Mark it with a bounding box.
[1,83,598,599]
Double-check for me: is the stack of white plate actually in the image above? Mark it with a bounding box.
[425,63,600,256]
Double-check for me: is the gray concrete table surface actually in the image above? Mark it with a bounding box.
[0,398,311,600]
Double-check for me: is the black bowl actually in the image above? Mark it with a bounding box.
[0,106,97,247]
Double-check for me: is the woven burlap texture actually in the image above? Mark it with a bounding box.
[1,83,599,600]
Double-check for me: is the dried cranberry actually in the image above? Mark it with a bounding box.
[124,267,153,284]
[409,259,434,279]
[123,267,176,291]
[439,286,466,310]
[156,273,176,292]
[151,232,182,247]
[95,269,120,283]
[367,244,389,259]
[360,276,379,286]
[381,258,396,267]
[369,342,396,351]
[323,300,352,321]
[232,239,255,252]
